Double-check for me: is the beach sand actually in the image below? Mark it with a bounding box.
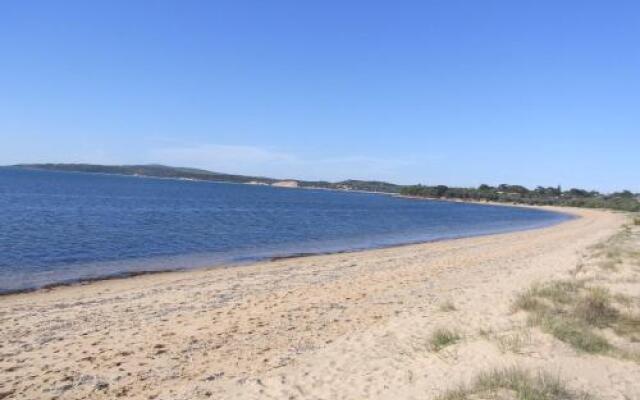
[1,207,638,399]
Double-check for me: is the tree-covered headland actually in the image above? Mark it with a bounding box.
[400,184,640,212]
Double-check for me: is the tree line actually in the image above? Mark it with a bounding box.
[400,184,640,212]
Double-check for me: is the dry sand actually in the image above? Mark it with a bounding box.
[1,207,638,399]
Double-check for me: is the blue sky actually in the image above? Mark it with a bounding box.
[1,1,638,191]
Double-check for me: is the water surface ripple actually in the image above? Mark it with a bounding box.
[0,168,571,293]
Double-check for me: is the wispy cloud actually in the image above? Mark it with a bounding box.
[147,143,420,182]
[149,144,295,168]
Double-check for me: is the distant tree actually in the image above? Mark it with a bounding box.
[400,181,637,212]
[497,184,528,195]
[435,185,449,197]
[613,190,635,198]
[568,188,590,197]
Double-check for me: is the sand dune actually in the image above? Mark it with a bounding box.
[1,207,637,400]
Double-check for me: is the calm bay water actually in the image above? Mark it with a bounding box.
[0,168,571,293]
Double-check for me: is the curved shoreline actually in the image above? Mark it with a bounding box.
[0,203,572,296]
[2,207,631,400]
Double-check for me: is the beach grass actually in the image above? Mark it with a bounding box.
[436,367,590,400]
[574,287,618,327]
[515,280,616,354]
[535,312,612,353]
[515,274,640,354]
[429,328,461,351]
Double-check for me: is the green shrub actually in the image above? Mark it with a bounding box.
[429,328,461,351]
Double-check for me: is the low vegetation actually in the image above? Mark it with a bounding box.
[442,220,640,400]
[429,328,461,351]
[590,226,634,270]
[437,367,591,400]
[515,281,623,353]
[514,221,640,357]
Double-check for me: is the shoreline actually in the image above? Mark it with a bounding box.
[2,207,634,399]
[0,203,573,297]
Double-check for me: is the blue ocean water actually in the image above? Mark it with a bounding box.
[0,167,571,293]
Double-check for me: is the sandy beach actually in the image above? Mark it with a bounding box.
[1,207,639,399]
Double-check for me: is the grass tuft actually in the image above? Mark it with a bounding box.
[532,280,584,304]
[613,312,640,341]
[514,290,547,313]
[517,279,640,352]
[535,312,611,353]
[574,287,618,327]
[429,328,461,351]
[437,367,591,400]
[515,281,613,354]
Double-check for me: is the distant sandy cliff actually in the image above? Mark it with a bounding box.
[271,180,299,188]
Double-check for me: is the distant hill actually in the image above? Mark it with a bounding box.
[15,163,278,184]
[11,163,639,212]
[13,163,404,193]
